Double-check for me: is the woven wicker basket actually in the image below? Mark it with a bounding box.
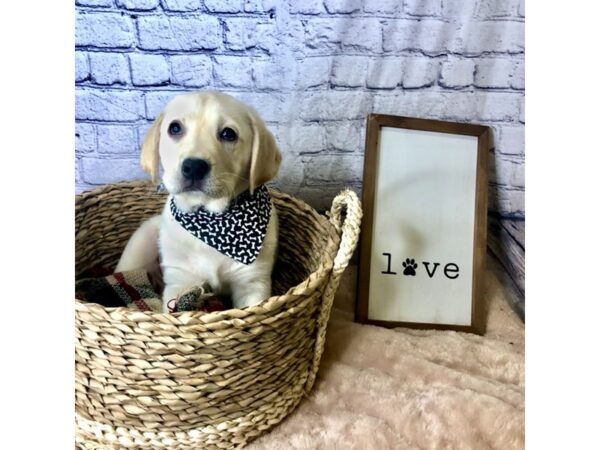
[75,180,362,449]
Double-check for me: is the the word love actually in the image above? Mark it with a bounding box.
[381,253,459,279]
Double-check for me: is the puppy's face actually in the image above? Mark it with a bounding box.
[141,92,281,213]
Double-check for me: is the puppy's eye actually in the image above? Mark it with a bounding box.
[219,127,237,142]
[168,121,183,136]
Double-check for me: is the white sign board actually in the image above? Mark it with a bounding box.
[357,115,489,334]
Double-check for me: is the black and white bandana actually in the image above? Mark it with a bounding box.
[169,185,272,265]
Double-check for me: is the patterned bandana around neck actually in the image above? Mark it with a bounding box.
[169,185,272,265]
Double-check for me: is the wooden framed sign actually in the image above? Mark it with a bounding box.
[356,114,490,334]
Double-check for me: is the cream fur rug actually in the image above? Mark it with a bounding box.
[248,262,525,450]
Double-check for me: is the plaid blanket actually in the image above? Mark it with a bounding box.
[75,270,230,313]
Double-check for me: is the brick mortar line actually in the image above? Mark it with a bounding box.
[75,47,525,60]
[75,83,526,92]
[76,7,274,16]
[75,87,526,96]
[75,47,525,57]
[75,6,524,22]
[293,14,525,22]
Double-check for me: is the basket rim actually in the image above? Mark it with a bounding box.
[75,180,340,324]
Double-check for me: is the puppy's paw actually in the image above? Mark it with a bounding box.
[231,281,271,309]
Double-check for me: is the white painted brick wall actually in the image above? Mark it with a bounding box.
[129,54,170,86]
[75,0,525,300]
[76,12,135,48]
[170,55,212,87]
[74,0,525,214]
[440,58,476,88]
[162,0,201,12]
[88,53,130,85]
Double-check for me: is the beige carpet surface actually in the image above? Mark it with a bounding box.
[248,262,525,450]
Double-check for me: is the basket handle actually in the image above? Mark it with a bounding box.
[326,189,363,274]
[305,189,362,394]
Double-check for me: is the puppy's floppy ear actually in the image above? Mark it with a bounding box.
[140,112,164,184]
[249,112,282,194]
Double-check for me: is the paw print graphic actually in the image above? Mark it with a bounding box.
[402,258,418,276]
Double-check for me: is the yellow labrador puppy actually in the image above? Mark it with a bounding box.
[116,91,282,312]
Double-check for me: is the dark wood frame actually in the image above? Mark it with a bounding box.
[356,114,490,335]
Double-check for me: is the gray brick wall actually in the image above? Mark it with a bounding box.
[75,0,525,313]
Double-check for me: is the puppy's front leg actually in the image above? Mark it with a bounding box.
[231,278,271,309]
[116,215,161,273]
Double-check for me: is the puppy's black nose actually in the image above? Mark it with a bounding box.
[181,158,210,181]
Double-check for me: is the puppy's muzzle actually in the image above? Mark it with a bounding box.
[181,158,211,182]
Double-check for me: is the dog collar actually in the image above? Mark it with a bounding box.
[169,185,272,265]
